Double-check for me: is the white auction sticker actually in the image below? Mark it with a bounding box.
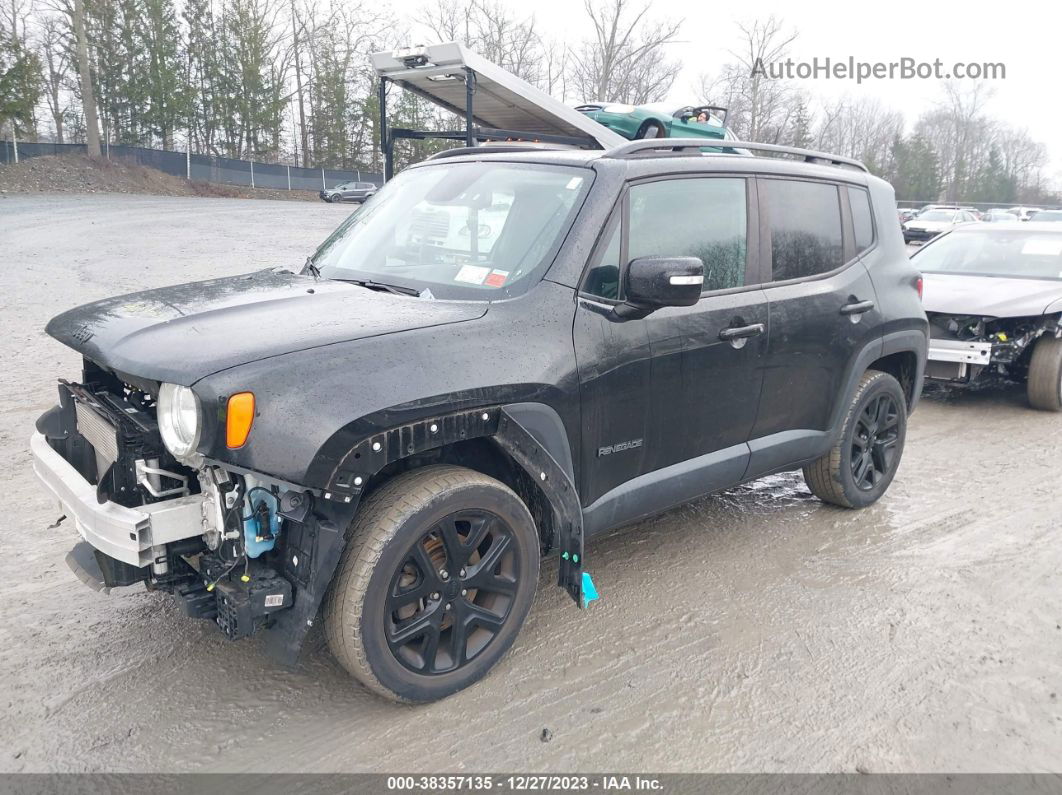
[1021,238,1062,257]
[454,264,491,285]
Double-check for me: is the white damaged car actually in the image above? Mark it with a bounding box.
[903,208,978,244]
[913,222,1062,410]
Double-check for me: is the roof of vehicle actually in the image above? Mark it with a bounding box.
[414,140,875,185]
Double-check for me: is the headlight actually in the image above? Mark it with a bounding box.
[157,383,202,459]
[603,103,635,114]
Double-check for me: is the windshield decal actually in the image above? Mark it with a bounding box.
[485,269,510,288]
[454,264,490,285]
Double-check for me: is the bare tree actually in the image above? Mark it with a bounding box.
[36,10,69,142]
[699,16,798,143]
[421,0,546,86]
[815,96,904,172]
[567,0,681,103]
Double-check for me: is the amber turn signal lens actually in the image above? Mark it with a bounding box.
[226,392,255,448]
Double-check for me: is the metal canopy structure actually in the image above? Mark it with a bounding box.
[370,42,625,179]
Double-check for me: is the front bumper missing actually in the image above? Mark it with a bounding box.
[926,338,993,381]
[30,431,209,568]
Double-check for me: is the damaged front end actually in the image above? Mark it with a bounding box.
[925,312,1062,384]
[31,359,348,664]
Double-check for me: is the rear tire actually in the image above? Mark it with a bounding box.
[324,465,539,703]
[1027,336,1062,411]
[803,370,908,509]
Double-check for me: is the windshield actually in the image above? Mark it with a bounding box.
[1031,212,1062,222]
[311,162,592,300]
[915,230,1062,281]
[918,210,956,222]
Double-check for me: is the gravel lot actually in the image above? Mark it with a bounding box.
[1,194,1060,773]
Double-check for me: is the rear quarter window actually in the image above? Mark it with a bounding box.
[850,188,875,253]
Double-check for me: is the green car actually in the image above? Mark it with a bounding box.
[575,102,732,141]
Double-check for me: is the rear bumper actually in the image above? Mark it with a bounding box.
[30,431,210,567]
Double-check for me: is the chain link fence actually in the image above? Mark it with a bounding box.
[0,140,383,191]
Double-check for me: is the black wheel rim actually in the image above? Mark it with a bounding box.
[384,510,519,675]
[850,394,901,491]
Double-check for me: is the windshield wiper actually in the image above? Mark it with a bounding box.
[339,278,422,297]
[303,257,321,280]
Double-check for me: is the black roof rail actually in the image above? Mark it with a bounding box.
[427,142,573,161]
[603,138,869,173]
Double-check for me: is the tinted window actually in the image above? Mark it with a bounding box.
[628,178,747,292]
[583,219,621,300]
[765,179,843,280]
[851,188,875,253]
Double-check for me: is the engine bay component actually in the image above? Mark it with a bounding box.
[243,486,281,558]
[214,568,293,640]
[926,312,1062,384]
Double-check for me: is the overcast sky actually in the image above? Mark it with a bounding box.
[505,0,1060,184]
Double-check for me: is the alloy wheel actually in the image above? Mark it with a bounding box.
[384,510,519,675]
[850,394,901,491]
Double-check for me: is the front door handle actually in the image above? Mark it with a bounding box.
[840,299,875,316]
[718,323,765,341]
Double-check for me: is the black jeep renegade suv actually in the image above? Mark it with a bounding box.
[32,139,928,702]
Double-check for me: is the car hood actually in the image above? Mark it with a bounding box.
[922,272,1062,318]
[46,269,488,384]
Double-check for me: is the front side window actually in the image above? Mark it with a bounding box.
[583,218,622,300]
[313,162,592,299]
[764,179,844,281]
[628,177,748,292]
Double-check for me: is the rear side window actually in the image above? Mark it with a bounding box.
[764,179,844,281]
[628,178,747,292]
[850,188,875,253]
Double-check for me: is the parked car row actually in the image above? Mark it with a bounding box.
[899,204,1062,244]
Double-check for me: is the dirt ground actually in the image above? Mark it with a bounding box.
[0,155,321,202]
[1,194,1060,774]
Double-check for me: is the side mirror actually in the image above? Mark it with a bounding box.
[614,256,704,319]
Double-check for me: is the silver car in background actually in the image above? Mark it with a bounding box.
[903,208,978,244]
[915,223,1062,410]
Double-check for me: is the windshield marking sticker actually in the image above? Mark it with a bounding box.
[1021,239,1062,257]
[565,177,583,190]
[454,265,490,285]
[485,269,510,288]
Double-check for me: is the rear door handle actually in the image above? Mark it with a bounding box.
[840,300,875,316]
[718,323,765,341]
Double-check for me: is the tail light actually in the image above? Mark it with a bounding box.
[916,275,924,301]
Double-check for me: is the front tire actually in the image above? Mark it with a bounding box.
[636,120,665,139]
[803,370,908,508]
[324,466,540,703]
[1027,336,1062,411]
